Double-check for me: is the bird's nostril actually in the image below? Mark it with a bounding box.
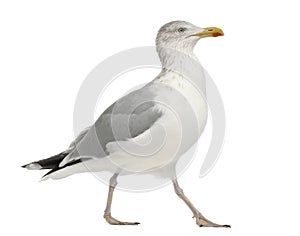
[208,29,213,32]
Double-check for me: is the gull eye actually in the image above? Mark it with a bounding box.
[177,27,186,33]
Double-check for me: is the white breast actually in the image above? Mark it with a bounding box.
[153,71,208,136]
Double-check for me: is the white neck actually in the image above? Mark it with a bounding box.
[156,46,206,96]
[157,46,198,69]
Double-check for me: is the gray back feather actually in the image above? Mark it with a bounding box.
[61,85,162,165]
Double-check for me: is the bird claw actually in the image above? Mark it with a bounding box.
[104,213,140,225]
[222,225,231,228]
[193,213,230,228]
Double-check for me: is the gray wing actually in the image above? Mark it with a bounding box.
[59,85,162,167]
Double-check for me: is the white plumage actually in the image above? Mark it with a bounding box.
[23,21,230,228]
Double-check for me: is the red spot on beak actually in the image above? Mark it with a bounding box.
[213,32,224,37]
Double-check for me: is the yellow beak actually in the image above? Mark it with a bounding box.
[192,27,224,38]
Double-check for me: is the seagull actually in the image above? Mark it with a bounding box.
[22,21,230,228]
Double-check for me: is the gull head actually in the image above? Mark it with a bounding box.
[156,21,224,55]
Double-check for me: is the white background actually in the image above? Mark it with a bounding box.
[1,0,300,235]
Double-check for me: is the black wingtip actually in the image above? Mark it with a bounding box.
[21,162,42,170]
